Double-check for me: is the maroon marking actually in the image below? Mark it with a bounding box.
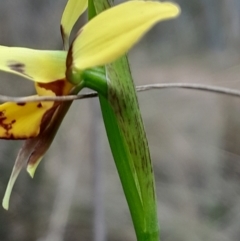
[37,103,42,108]
[0,114,14,137]
[8,62,25,74]
[66,45,73,69]
[39,105,58,133]
[60,25,65,41]
[17,102,26,106]
[37,80,66,96]
[0,113,29,140]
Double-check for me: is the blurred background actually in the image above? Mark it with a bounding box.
[0,0,240,240]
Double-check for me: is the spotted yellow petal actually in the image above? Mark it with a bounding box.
[61,0,88,49]
[69,1,180,71]
[0,98,54,139]
[0,46,67,83]
[2,95,65,209]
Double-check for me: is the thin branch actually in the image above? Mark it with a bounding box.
[136,83,240,97]
[0,92,98,103]
[1,83,240,103]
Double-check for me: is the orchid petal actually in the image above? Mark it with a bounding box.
[2,89,60,208]
[61,0,88,49]
[3,165,22,210]
[2,138,40,210]
[69,1,180,71]
[27,98,74,177]
[26,113,58,178]
[2,94,66,208]
[0,46,66,83]
[0,97,54,139]
[26,128,54,178]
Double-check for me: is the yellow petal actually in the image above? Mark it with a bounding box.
[61,0,88,49]
[69,1,180,70]
[0,46,67,83]
[0,98,54,139]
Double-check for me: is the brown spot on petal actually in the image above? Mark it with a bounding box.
[37,103,42,108]
[8,62,25,74]
[38,80,66,96]
[0,113,15,138]
[17,102,26,106]
[7,61,32,79]
[0,113,30,140]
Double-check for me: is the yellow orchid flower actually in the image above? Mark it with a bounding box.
[1,0,180,210]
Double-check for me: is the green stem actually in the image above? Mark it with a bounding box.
[98,95,145,240]
[67,68,107,97]
[81,69,108,97]
[87,0,159,240]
